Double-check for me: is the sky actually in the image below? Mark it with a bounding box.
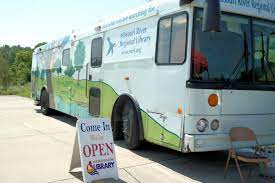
[0,0,147,48]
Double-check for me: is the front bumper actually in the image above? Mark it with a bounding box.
[184,133,275,152]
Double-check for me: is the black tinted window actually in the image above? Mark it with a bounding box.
[91,38,103,67]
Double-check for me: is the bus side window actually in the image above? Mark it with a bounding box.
[62,49,70,66]
[156,13,188,65]
[91,37,103,67]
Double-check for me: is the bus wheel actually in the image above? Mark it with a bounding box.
[40,89,51,115]
[121,100,141,150]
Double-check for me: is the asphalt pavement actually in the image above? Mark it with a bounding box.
[0,96,272,183]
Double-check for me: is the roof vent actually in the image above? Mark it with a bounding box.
[95,26,101,32]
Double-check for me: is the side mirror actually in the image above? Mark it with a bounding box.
[203,0,221,32]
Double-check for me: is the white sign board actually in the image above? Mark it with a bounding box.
[99,2,158,31]
[103,18,156,62]
[70,118,119,183]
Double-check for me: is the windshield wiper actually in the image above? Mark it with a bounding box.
[259,32,269,82]
[264,33,275,81]
[228,32,249,81]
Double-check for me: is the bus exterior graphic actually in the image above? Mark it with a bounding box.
[31,0,275,153]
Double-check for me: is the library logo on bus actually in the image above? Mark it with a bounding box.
[106,37,116,56]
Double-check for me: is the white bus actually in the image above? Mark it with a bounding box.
[31,0,275,152]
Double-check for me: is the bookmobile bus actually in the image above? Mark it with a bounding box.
[31,0,275,152]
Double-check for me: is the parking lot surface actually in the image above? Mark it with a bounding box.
[0,96,272,183]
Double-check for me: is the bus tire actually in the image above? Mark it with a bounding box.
[121,100,141,150]
[112,116,124,141]
[40,89,51,115]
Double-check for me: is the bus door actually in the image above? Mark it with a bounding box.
[150,13,188,148]
[88,36,104,117]
[51,48,62,109]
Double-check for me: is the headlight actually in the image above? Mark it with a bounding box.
[196,119,208,132]
[211,119,219,131]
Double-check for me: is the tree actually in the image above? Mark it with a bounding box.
[53,59,61,76]
[74,41,86,83]
[64,60,75,77]
[0,45,33,88]
[14,51,32,85]
[65,66,75,78]
[0,45,31,65]
[35,68,40,79]
[0,56,10,90]
[8,64,17,85]
[40,68,45,80]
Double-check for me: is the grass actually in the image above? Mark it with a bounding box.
[0,83,31,98]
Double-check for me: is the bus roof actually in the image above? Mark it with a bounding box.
[35,0,275,53]
[193,0,275,22]
[95,0,275,32]
[95,0,161,32]
[34,35,72,54]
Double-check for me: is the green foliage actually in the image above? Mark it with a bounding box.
[0,45,33,91]
[9,51,33,85]
[0,45,32,65]
[53,59,62,76]
[64,59,75,77]
[74,41,86,68]
[65,66,75,77]
[270,51,275,62]
[0,44,36,97]
[0,83,30,98]
[0,56,10,90]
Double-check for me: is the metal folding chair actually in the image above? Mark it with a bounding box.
[224,127,271,183]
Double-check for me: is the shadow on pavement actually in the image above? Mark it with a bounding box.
[35,108,77,127]
[115,140,269,183]
[38,110,271,183]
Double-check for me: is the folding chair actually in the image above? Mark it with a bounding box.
[224,127,271,183]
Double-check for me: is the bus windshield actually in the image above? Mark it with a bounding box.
[191,9,275,86]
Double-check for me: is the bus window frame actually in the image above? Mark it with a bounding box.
[155,11,189,66]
